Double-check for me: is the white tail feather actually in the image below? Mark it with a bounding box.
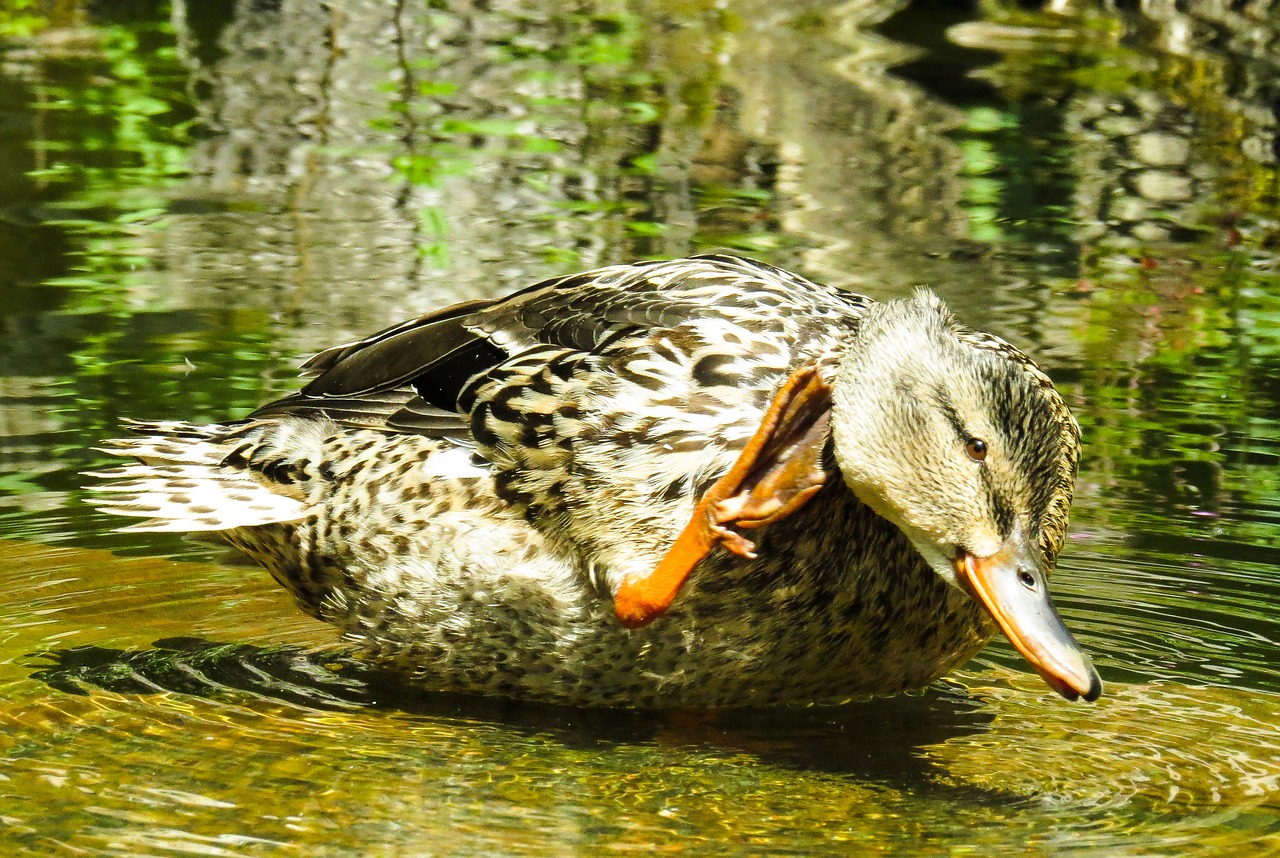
[89,424,310,533]
[94,437,226,467]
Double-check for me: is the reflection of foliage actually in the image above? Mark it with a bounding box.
[381,5,785,267]
[951,3,1278,255]
[21,16,193,312]
[0,0,60,39]
[379,11,662,266]
[73,318,292,430]
[1056,250,1280,552]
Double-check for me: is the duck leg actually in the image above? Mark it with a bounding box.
[614,364,834,628]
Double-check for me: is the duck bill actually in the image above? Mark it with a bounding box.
[954,547,1102,702]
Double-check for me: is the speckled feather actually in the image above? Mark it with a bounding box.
[92,255,1080,708]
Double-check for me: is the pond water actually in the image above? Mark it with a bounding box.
[1,0,1278,854]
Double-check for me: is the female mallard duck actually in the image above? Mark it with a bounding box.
[92,255,1101,707]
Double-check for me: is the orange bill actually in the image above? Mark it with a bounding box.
[955,545,1102,702]
[614,364,834,629]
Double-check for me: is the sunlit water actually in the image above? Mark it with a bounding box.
[1,1,1278,854]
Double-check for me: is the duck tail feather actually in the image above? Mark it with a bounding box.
[89,422,309,533]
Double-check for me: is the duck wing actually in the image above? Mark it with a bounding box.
[250,255,846,438]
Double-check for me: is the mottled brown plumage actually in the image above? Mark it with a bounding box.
[90,255,1100,707]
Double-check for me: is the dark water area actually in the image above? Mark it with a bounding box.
[0,1,1278,854]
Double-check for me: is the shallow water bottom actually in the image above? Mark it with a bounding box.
[1,540,1277,856]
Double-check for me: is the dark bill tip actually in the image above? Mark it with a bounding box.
[955,550,1102,703]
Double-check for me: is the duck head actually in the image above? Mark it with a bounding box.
[831,292,1101,702]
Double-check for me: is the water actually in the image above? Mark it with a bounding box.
[1,0,1278,853]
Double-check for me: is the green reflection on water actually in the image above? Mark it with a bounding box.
[0,0,1278,854]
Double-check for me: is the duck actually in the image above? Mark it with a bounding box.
[90,254,1102,708]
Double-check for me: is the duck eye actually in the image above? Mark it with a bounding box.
[965,438,988,462]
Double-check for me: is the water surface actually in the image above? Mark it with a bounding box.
[1,1,1278,854]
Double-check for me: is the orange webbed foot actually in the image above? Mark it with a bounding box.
[614,364,834,628]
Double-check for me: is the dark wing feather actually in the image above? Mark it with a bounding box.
[299,298,494,377]
[249,295,512,433]
[383,396,474,438]
[249,389,417,425]
[297,301,503,400]
[248,388,471,439]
